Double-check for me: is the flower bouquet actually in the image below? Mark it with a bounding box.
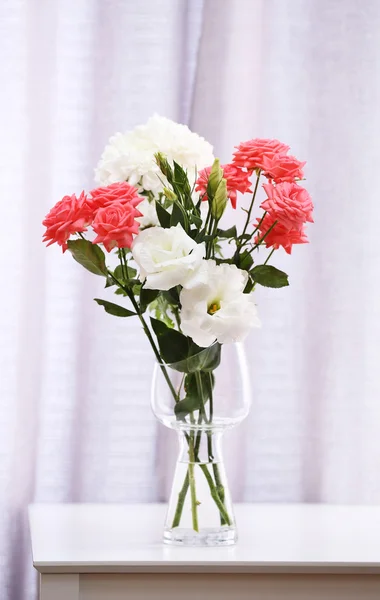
[43,115,313,546]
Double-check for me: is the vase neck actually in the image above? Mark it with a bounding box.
[177,430,224,465]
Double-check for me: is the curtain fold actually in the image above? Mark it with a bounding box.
[1,0,380,598]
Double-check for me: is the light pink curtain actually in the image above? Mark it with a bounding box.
[1,1,380,598]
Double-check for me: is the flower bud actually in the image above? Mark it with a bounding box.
[211,178,228,219]
[163,187,177,203]
[206,158,223,200]
[154,152,173,179]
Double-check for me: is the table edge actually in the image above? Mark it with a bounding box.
[33,561,380,575]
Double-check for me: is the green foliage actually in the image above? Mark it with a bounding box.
[67,239,107,276]
[140,288,159,313]
[149,294,175,328]
[94,298,136,317]
[170,202,187,229]
[163,287,180,304]
[173,161,192,207]
[236,249,254,271]
[150,317,221,373]
[243,276,255,294]
[114,264,137,282]
[217,226,237,238]
[155,202,171,228]
[174,371,215,420]
[150,317,189,365]
[251,265,289,288]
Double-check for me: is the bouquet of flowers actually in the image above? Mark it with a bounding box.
[43,115,313,545]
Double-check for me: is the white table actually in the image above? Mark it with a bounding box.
[29,503,380,599]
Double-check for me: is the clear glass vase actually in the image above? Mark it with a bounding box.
[151,342,251,546]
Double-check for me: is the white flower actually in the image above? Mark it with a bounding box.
[180,261,260,347]
[94,115,214,196]
[132,224,205,291]
[136,199,160,229]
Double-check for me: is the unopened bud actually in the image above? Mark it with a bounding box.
[206,158,223,200]
[154,152,173,179]
[163,187,177,203]
[211,178,228,219]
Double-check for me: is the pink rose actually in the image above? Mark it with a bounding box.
[195,163,252,209]
[232,138,290,171]
[92,202,142,252]
[254,213,308,255]
[42,191,93,252]
[90,182,142,210]
[261,154,306,183]
[260,182,313,230]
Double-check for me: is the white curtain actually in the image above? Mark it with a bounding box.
[1,0,380,598]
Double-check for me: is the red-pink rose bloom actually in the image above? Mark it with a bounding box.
[232,138,290,171]
[260,182,314,230]
[42,191,94,252]
[261,154,306,183]
[254,213,308,255]
[195,163,252,209]
[92,202,142,252]
[90,182,142,211]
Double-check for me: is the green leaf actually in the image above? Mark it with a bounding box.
[150,317,189,365]
[163,286,180,304]
[243,276,254,294]
[67,239,107,276]
[104,275,115,288]
[115,288,127,296]
[173,161,190,192]
[140,288,160,312]
[236,250,254,271]
[170,202,186,228]
[174,395,200,420]
[217,225,237,238]
[114,264,137,281]
[170,341,221,373]
[187,342,221,372]
[189,213,203,228]
[94,298,136,317]
[174,371,215,419]
[251,265,289,288]
[155,202,171,228]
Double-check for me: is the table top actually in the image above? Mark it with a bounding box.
[29,503,380,574]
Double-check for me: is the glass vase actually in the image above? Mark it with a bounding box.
[151,342,251,547]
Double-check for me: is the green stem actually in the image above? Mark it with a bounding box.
[188,434,199,532]
[263,247,275,265]
[171,472,189,528]
[210,219,219,259]
[199,464,231,526]
[237,171,261,250]
[205,214,214,259]
[195,371,208,423]
[212,460,226,525]
[249,219,278,253]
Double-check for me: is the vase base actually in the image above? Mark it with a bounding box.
[163,526,237,547]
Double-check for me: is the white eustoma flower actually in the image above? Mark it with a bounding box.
[180,260,260,347]
[94,115,214,196]
[132,224,205,291]
[136,199,160,229]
